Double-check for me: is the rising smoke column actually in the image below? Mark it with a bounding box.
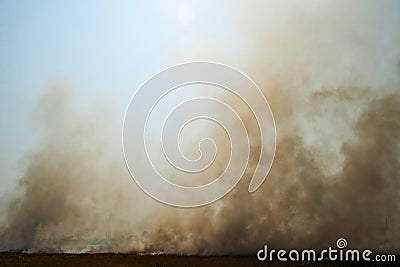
[0,88,155,252]
[140,0,400,254]
[1,0,400,255]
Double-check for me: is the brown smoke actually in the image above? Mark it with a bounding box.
[1,0,400,255]
[0,88,156,252]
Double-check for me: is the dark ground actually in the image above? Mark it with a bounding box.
[0,253,398,267]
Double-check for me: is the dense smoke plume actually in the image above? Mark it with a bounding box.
[1,0,400,255]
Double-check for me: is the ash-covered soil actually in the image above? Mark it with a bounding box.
[2,253,396,267]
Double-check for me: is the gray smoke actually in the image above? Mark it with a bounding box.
[1,0,399,255]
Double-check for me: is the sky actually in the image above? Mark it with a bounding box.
[0,0,243,195]
[1,0,400,254]
[3,0,398,197]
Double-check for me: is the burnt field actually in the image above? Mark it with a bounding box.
[2,253,269,267]
[0,253,334,267]
[0,253,397,267]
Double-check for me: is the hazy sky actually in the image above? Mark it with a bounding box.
[1,0,399,195]
[0,0,243,195]
[1,0,400,254]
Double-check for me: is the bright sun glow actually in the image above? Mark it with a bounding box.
[177,4,195,26]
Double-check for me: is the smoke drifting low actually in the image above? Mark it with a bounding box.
[1,0,400,255]
[0,88,157,252]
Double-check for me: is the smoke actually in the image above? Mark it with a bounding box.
[0,88,156,252]
[1,0,400,255]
